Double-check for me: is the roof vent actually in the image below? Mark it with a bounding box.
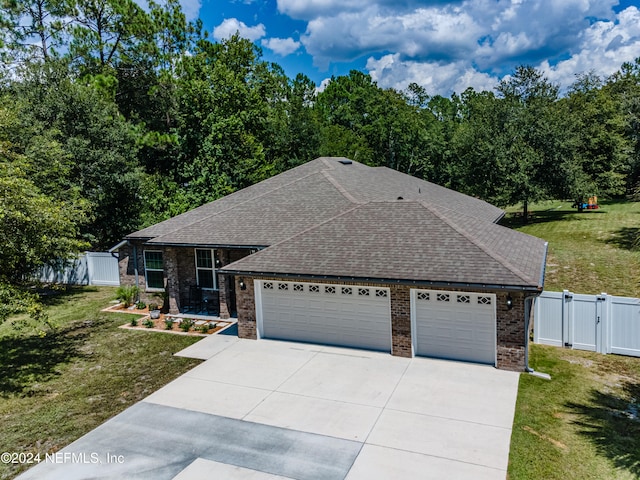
[338,159,352,165]
[397,196,404,200]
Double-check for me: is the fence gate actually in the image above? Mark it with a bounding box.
[568,293,605,353]
[535,290,640,358]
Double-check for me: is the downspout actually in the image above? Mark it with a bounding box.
[524,295,536,373]
[524,293,552,380]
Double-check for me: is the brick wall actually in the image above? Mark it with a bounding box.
[390,285,412,357]
[495,291,526,371]
[236,277,257,339]
[118,245,254,316]
[234,276,529,371]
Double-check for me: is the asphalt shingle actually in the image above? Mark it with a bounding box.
[220,201,547,288]
[124,157,547,289]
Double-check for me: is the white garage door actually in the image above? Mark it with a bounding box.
[257,280,391,352]
[412,289,496,365]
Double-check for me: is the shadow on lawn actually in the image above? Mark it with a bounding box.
[566,381,640,477]
[500,209,602,228]
[0,322,91,397]
[36,285,100,308]
[606,227,640,251]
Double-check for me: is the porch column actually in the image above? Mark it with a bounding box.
[218,250,232,319]
[164,247,180,314]
[218,275,232,319]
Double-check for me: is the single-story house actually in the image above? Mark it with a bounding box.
[113,157,547,371]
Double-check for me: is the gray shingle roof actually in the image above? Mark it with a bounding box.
[129,157,504,244]
[221,201,547,289]
[124,157,546,289]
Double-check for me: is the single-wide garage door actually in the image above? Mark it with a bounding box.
[413,289,496,365]
[258,280,391,352]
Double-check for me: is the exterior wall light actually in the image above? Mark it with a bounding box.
[239,278,246,290]
[506,294,513,310]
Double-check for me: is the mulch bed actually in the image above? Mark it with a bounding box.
[103,303,234,336]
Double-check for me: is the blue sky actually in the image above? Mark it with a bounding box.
[183,0,640,96]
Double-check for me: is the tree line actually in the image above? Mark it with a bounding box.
[1,0,639,323]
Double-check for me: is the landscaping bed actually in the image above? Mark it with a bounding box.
[104,303,234,335]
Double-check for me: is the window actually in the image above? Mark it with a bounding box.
[144,251,164,290]
[437,293,450,302]
[195,249,217,289]
[457,295,470,304]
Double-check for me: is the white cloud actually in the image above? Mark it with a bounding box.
[539,6,640,90]
[179,0,202,21]
[367,54,497,96]
[213,18,266,42]
[268,1,640,95]
[262,37,301,56]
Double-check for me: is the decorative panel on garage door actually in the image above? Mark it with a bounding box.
[257,280,391,352]
[412,289,496,365]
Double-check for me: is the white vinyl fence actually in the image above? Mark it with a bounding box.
[39,252,120,286]
[534,290,640,358]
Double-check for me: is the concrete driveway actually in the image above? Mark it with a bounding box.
[18,336,520,480]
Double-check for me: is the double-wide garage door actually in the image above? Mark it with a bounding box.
[413,289,496,365]
[257,280,392,351]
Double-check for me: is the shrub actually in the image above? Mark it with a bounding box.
[115,285,140,308]
[143,319,154,328]
[136,301,146,310]
[130,318,138,327]
[179,318,194,332]
[164,318,174,330]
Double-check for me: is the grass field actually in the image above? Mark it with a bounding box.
[506,200,640,479]
[505,200,640,297]
[0,287,201,480]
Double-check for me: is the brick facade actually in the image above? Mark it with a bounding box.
[118,245,529,371]
[389,285,412,357]
[117,242,251,316]
[236,277,257,339]
[495,291,527,371]
[234,276,530,371]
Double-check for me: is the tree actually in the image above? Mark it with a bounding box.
[12,61,144,248]
[562,72,631,204]
[494,66,570,220]
[65,0,154,72]
[0,100,88,326]
[0,0,67,63]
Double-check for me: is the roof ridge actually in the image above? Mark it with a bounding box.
[321,170,362,204]
[419,201,536,285]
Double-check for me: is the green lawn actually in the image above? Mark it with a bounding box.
[505,200,640,297]
[507,200,640,479]
[0,287,201,480]
[510,345,640,480]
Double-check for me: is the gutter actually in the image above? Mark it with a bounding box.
[218,269,542,293]
[107,239,139,292]
[108,239,129,253]
[525,241,551,379]
[539,242,549,289]
[143,242,269,250]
